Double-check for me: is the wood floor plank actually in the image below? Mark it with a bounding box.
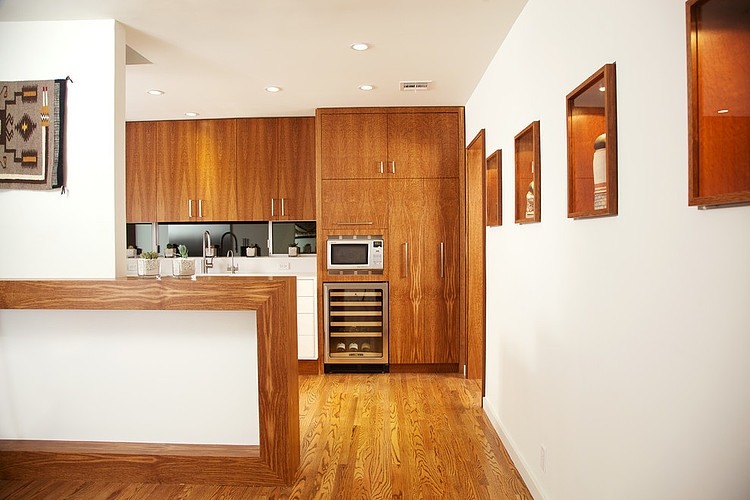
[0,373,532,499]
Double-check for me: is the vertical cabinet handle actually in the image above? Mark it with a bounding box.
[198,199,203,218]
[390,160,396,174]
[379,161,384,174]
[188,199,193,218]
[402,242,409,278]
[271,198,275,217]
[440,242,445,278]
[281,197,286,217]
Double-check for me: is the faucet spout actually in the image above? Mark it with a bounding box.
[202,230,214,274]
[226,249,238,274]
[220,231,238,256]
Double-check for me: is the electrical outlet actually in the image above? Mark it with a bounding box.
[278,262,291,271]
[540,445,547,473]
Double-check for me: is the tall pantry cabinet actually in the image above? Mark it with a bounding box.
[316,107,465,370]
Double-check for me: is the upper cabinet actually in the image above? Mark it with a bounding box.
[127,116,315,223]
[277,117,316,220]
[195,119,237,221]
[318,108,461,180]
[125,121,158,223]
[387,112,460,179]
[237,117,315,221]
[155,120,196,222]
[319,112,388,179]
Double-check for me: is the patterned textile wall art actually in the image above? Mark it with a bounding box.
[0,78,67,190]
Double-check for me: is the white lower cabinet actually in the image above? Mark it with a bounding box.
[296,277,318,360]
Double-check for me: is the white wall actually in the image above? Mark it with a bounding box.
[467,1,750,499]
[0,20,126,278]
[0,310,260,445]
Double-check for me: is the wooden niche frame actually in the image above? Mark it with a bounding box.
[686,0,750,208]
[486,149,502,226]
[566,63,618,218]
[514,121,541,224]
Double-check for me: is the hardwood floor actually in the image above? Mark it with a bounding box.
[0,373,531,499]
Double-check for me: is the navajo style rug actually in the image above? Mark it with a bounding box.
[0,79,67,190]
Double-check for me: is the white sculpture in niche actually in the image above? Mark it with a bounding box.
[593,133,607,210]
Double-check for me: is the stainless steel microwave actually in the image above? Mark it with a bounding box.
[327,235,384,274]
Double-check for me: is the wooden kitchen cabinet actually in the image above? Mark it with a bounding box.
[319,112,388,179]
[388,178,460,365]
[237,117,316,221]
[277,117,316,220]
[125,121,157,223]
[318,108,461,180]
[315,106,465,370]
[195,119,237,221]
[319,178,389,229]
[236,118,277,220]
[156,120,196,222]
[154,119,236,222]
[388,112,460,179]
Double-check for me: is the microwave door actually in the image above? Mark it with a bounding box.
[330,243,369,267]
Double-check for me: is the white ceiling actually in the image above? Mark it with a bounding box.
[0,0,526,121]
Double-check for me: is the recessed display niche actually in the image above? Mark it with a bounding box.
[486,149,502,226]
[687,0,750,208]
[514,121,541,224]
[566,63,618,218]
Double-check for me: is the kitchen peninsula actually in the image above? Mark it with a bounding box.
[0,276,299,486]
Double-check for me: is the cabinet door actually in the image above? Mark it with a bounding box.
[388,178,459,365]
[236,118,277,221]
[278,117,316,220]
[125,122,157,223]
[319,179,389,229]
[319,112,388,179]
[156,120,196,222]
[388,112,460,179]
[196,119,237,221]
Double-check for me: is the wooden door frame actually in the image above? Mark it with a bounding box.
[464,129,486,394]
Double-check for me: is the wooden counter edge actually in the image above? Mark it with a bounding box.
[0,277,300,486]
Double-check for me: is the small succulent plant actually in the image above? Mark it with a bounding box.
[140,251,159,259]
[178,244,189,258]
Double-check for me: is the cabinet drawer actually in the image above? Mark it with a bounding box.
[297,278,315,297]
[297,296,315,314]
[297,312,315,335]
[297,334,317,360]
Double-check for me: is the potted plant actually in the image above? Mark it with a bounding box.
[137,251,160,278]
[126,245,138,258]
[164,243,175,258]
[172,244,195,277]
[288,243,299,257]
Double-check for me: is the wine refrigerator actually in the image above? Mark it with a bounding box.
[323,282,388,372]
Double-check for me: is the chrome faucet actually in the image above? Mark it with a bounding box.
[226,250,238,274]
[202,230,214,274]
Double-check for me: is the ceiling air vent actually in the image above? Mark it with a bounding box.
[400,80,432,91]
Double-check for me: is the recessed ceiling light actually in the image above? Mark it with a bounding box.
[359,84,375,91]
[265,86,281,93]
[147,89,164,96]
[717,108,729,114]
[185,112,199,117]
[350,42,369,51]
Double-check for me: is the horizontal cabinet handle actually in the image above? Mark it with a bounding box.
[335,221,374,225]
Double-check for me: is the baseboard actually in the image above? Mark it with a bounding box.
[482,397,547,500]
[388,363,459,373]
[298,360,320,375]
